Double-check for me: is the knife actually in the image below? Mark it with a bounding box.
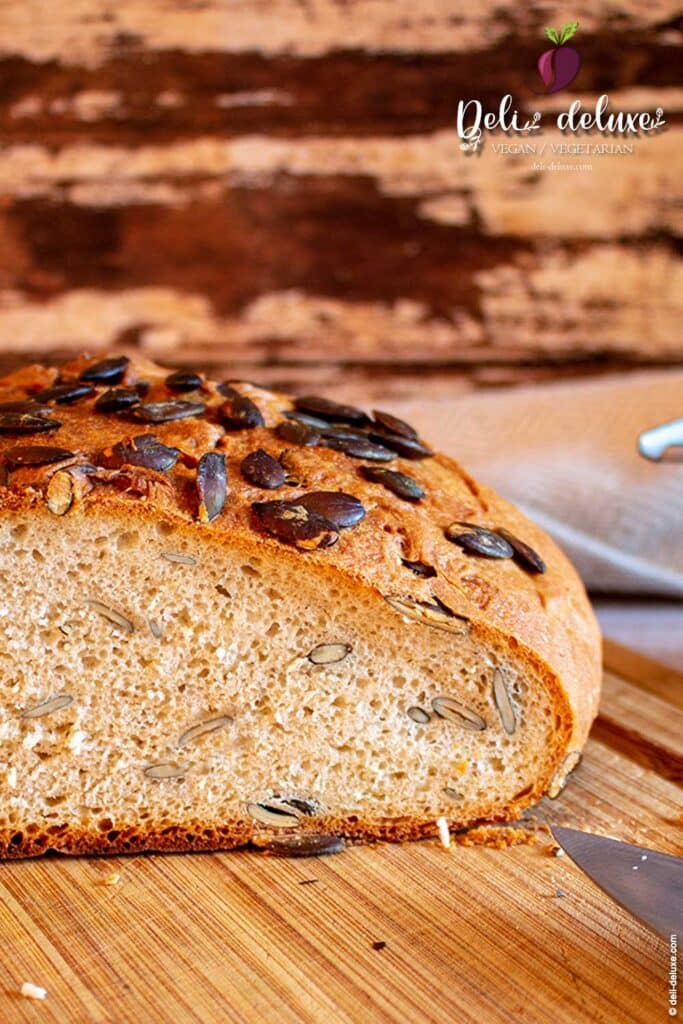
[551,826,683,938]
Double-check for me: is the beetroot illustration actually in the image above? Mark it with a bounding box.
[538,21,581,93]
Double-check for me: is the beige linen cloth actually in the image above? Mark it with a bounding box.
[391,370,683,597]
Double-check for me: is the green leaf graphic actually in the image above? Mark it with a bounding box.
[544,26,560,45]
[559,20,579,44]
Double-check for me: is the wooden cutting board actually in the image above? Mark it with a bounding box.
[1,641,681,1024]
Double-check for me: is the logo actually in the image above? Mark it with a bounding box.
[538,20,581,94]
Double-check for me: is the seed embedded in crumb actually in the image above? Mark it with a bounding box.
[148,617,163,638]
[407,706,431,724]
[443,786,463,800]
[20,693,73,719]
[161,551,197,565]
[46,470,75,515]
[197,451,228,523]
[254,834,345,857]
[247,801,302,828]
[547,751,582,799]
[144,763,187,780]
[86,599,135,634]
[432,696,487,732]
[384,594,469,635]
[307,642,352,665]
[492,667,517,735]
[177,715,233,748]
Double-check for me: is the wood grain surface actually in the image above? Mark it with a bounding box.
[0,1,680,396]
[0,645,680,1024]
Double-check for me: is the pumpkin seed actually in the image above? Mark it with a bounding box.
[297,491,366,529]
[307,642,352,665]
[254,834,345,857]
[282,410,329,430]
[293,395,368,426]
[34,382,96,404]
[360,465,425,501]
[161,552,197,565]
[79,355,130,383]
[432,696,487,732]
[217,388,264,430]
[496,528,546,574]
[371,409,419,440]
[407,706,431,724]
[241,448,286,489]
[46,470,75,515]
[492,667,517,735]
[21,694,73,719]
[401,559,437,578]
[368,430,433,459]
[104,436,180,472]
[0,412,61,434]
[252,500,338,550]
[247,801,301,828]
[4,445,75,469]
[384,595,469,635]
[323,435,394,461]
[144,763,187,780]
[166,369,203,392]
[133,400,206,424]
[197,451,227,523]
[445,524,514,559]
[177,715,233,748]
[94,387,140,413]
[86,600,135,634]
[275,419,321,446]
[547,751,582,799]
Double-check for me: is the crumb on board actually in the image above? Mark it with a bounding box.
[436,817,451,849]
[21,982,47,1000]
[97,872,121,886]
[372,941,387,951]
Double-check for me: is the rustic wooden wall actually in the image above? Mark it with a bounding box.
[0,1,680,397]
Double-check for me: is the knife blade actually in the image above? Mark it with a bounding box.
[551,826,683,938]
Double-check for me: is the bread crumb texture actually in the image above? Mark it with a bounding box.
[0,354,601,857]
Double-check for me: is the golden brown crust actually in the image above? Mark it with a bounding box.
[0,353,601,858]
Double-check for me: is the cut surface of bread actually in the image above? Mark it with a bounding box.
[0,355,601,858]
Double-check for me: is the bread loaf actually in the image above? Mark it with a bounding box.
[0,354,601,858]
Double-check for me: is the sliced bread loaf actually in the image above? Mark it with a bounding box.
[0,354,601,857]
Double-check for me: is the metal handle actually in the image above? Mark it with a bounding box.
[638,418,683,461]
